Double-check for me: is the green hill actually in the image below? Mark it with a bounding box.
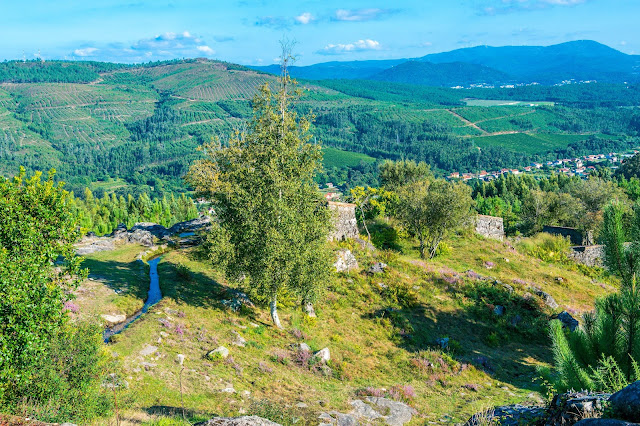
[74,226,613,424]
[0,58,639,195]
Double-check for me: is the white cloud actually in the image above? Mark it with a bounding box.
[197,45,215,55]
[70,31,218,62]
[333,8,395,22]
[295,12,314,24]
[482,0,589,14]
[74,47,99,57]
[318,39,382,55]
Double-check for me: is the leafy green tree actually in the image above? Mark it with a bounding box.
[187,53,332,328]
[396,179,473,259]
[0,168,110,421]
[550,201,640,392]
[379,160,432,190]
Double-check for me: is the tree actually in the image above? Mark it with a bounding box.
[396,179,473,259]
[186,47,332,329]
[379,160,432,190]
[0,168,110,421]
[549,201,640,392]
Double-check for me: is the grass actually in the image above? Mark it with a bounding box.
[322,147,376,169]
[472,133,585,155]
[67,220,614,425]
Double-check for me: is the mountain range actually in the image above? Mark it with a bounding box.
[252,40,640,86]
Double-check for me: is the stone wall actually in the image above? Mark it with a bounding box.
[328,201,359,241]
[569,245,604,267]
[475,215,505,241]
[542,225,594,246]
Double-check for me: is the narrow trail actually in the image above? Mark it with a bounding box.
[446,109,488,135]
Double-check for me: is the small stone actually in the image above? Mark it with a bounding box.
[101,314,126,325]
[140,344,158,357]
[141,362,157,371]
[367,262,388,274]
[436,337,449,350]
[221,387,236,393]
[242,390,251,397]
[296,402,308,408]
[334,249,359,272]
[231,331,247,347]
[493,305,505,316]
[250,322,260,328]
[160,331,169,338]
[556,311,579,332]
[314,347,330,362]
[176,354,185,365]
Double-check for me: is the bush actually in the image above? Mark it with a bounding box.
[7,321,112,423]
[516,233,571,264]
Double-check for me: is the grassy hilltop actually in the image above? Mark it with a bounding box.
[73,225,613,425]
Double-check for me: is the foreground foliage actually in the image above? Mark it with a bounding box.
[0,169,111,421]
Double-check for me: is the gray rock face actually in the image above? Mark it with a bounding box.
[493,305,505,316]
[609,380,640,422]
[546,391,610,424]
[328,202,359,242]
[556,310,580,331]
[314,347,331,362]
[321,397,416,426]
[334,249,359,273]
[231,330,246,347]
[367,262,388,274]
[195,416,282,426]
[75,237,116,255]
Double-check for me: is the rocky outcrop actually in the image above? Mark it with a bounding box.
[195,416,281,426]
[320,397,417,426]
[575,420,640,425]
[465,404,545,425]
[556,311,580,331]
[367,262,388,274]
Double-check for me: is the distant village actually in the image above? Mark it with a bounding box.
[448,150,638,182]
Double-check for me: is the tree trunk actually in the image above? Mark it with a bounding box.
[358,205,371,242]
[271,294,283,329]
[419,238,426,259]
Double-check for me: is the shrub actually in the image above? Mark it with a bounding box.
[516,233,571,264]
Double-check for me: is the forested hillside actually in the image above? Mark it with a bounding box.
[0,58,639,196]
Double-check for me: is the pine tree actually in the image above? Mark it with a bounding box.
[550,201,640,392]
[186,45,331,328]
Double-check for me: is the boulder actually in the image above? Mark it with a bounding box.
[334,249,359,273]
[127,229,154,247]
[546,391,610,424]
[314,347,331,362]
[531,287,559,309]
[207,346,230,359]
[556,311,580,331]
[367,262,388,274]
[609,380,640,422]
[493,305,505,316]
[575,420,640,426]
[101,314,126,325]
[231,330,246,347]
[355,237,377,251]
[195,416,281,426]
[364,397,417,426]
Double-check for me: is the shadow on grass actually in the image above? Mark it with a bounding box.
[364,279,552,391]
[82,257,148,301]
[369,221,403,252]
[145,405,213,421]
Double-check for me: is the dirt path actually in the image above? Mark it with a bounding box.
[446,109,488,135]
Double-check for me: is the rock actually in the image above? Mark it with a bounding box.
[139,344,158,357]
[364,397,417,426]
[334,249,359,273]
[195,416,281,426]
[493,305,505,316]
[75,237,115,255]
[222,291,255,312]
[556,310,580,331]
[221,387,236,393]
[350,400,383,421]
[141,362,157,371]
[231,331,246,347]
[575,420,640,426]
[319,411,358,426]
[176,354,185,365]
[101,314,126,325]
[355,237,377,251]
[546,391,610,424]
[294,342,311,352]
[436,337,449,350]
[127,229,154,247]
[367,262,388,274]
[465,404,545,426]
[241,390,251,398]
[296,402,308,408]
[304,302,317,318]
[609,380,640,421]
[314,347,331,362]
[61,423,78,426]
[531,288,559,309]
[207,346,230,359]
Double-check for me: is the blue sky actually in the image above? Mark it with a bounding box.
[0,0,637,65]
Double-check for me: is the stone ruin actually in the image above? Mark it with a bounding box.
[543,225,594,246]
[328,201,359,241]
[475,215,505,241]
[541,225,604,267]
